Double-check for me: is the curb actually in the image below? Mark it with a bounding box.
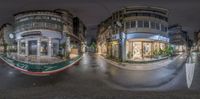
[99,54,187,71]
[0,55,83,76]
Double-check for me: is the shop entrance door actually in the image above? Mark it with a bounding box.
[28,40,37,55]
[112,44,119,58]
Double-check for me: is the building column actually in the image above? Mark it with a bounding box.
[25,39,28,56]
[151,42,153,58]
[123,39,126,61]
[110,43,113,56]
[136,20,138,28]
[66,37,71,53]
[141,41,144,59]
[48,38,52,57]
[37,39,41,56]
[119,32,126,62]
[78,42,81,55]
[65,37,70,58]
[17,40,20,55]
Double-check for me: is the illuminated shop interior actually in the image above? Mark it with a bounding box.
[126,39,167,61]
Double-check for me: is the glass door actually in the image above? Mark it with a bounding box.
[28,40,37,55]
[40,41,48,56]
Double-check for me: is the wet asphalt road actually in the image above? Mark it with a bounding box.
[0,52,199,99]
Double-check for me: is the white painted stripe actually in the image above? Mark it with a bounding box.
[186,54,196,88]
[186,63,195,88]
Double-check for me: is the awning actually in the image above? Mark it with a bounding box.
[111,32,169,42]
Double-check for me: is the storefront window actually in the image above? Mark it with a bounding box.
[107,44,112,57]
[164,27,168,32]
[160,43,165,50]
[131,21,136,28]
[161,24,165,32]
[102,44,107,55]
[153,42,160,51]
[143,42,152,57]
[144,21,149,28]
[40,41,48,56]
[132,42,142,59]
[28,40,37,55]
[151,21,156,29]
[127,41,168,61]
[20,41,26,55]
[126,21,130,29]
[111,41,119,58]
[138,21,143,28]
[156,23,160,30]
[53,43,58,56]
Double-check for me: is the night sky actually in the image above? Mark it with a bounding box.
[0,0,200,42]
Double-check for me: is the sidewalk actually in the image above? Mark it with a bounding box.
[100,53,188,70]
[0,54,83,76]
[7,53,79,65]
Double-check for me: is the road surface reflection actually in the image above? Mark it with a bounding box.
[0,52,198,92]
[94,52,196,90]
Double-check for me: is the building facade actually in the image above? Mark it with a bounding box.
[194,30,200,51]
[0,23,15,53]
[168,24,190,54]
[97,6,169,61]
[73,17,87,53]
[54,9,86,56]
[1,9,86,60]
[14,10,64,57]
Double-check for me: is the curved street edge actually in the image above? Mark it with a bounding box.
[99,54,188,71]
[0,55,83,76]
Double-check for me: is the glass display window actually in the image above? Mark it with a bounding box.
[20,41,26,55]
[132,42,142,59]
[143,42,152,57]
[160,43,165,50]
[40,41,48,56]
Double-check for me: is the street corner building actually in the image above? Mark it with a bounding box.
[0,9,86,61]
[194,31,200,52]
[0,9,87,75]
[15,10,87,60]
[0,23,15,53]
[97,6,171,62]
[168,24,191,54]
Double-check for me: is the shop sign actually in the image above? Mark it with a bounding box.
[150,35,169,42]
[21,31,42,37]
